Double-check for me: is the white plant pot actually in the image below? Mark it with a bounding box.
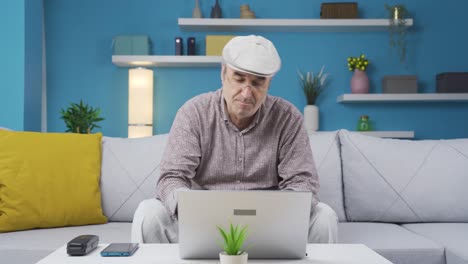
[304,105,319,132]
[219,252,248,264]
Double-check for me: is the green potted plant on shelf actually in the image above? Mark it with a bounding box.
[217,223,249,264]
[60,100,105,134]
[298,66,329,132]
[385,3,409,63]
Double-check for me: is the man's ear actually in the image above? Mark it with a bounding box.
[265,77,272,90]
[221,64,226,83]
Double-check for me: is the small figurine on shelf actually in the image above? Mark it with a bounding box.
[357,115,372,131]
[192,0,202,18]
[240,4,256,19]
[211,0,222,18]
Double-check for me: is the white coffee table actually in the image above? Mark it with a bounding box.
[37,244,393,264]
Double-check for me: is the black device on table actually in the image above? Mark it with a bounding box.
[100,243,139,257]
[67,235,99,256]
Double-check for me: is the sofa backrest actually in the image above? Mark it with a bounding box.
[308,131,346,222]
[339,129,468,223]
[100,135,168,221]
[100,131,347,222]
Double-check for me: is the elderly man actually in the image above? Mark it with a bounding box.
[131,35,338,244]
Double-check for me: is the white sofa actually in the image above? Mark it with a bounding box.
[1,130,467,264]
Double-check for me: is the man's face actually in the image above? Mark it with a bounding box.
[221,65,271,124]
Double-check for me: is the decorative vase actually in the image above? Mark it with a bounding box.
[304,105,319,132]
[350,69,369,94]
[240,4,256,18]
[219,252,248,264]
[192,0,202,18]
[211,0,222,18]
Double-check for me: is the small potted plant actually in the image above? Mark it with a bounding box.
[385,4,409,63]
[60,100,105,134]
[217,223,249,264]
[298,66,329,132]
[347,54,370,94]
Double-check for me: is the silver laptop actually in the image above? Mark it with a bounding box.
[178,190,312,259]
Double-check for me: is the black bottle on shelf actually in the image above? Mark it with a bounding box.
[187,37,196,55]
[175,37,183,55]
[211,0,222,18]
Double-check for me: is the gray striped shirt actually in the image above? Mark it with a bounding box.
[156,88,319,217]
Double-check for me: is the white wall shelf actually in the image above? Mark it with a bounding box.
[112,55,222,67]
[178,18,413,32]
[358,131,415,139]
[312,131,415,139]
[337,93,468,103]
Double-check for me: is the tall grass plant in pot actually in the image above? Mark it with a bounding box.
[217,223,249,264]
[298,66,329,132]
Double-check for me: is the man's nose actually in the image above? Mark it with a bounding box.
[240,85,253,98]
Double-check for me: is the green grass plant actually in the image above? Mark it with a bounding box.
[298,66,329,105]
[60,100,104,134]
[217,223,248,255]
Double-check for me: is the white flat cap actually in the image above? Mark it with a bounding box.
[222,35,281,77]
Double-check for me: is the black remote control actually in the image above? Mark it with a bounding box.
[67,235,99,256]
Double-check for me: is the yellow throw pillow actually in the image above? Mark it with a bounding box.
[0,130,107,232]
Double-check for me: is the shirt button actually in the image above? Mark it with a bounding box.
[236,180,241,183]
[238,157,242,161]
[239,133,243,137]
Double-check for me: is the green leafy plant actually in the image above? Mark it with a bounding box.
[347,54,370,72]
[385,4,409,63]
[217,223,248,255]
[298,66,329,105]
[60,100,104,134]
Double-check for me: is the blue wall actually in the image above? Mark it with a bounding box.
[44,0,468,139]
[0,0,43,131]
[24,0,43,132]
[1,1,25,130]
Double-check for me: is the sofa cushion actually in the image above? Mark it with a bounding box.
[0,131,107,232]
[309,131,346,221]
[403,223,468,264]
[339,129,468,222]
[339,222,445,264]
[101,134,168,221]
[0,222,131,264]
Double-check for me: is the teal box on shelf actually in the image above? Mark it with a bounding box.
[113,35,151,55]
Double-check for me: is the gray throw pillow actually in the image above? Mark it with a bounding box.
[309,131,346,222]
[339,130,468,223]
[100,134,169,222]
